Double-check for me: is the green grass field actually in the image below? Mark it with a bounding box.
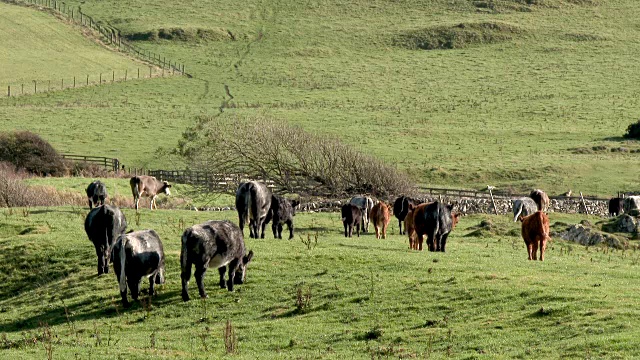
[2,0,640,195]
[1,207,639,359]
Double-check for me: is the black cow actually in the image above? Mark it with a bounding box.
[393,196,420,235]
[609,197,624,217]
[341,204,362,238]
[181,220,254,301]
[84,204,127,275]
[413,201,460,252]
[235,181,272,239]
[86,180,108,209]
[265,196,299,239]
[112,229,165,307]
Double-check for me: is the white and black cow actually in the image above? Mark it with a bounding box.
[130,175,171,211]
[265,196,299,239]
[180,220,254,301]
[112,229,165,307]
[235,181,272,239]
[512,197,538,222]
[350,196,375,233]
[393,196,420,235]
[623,196,640,214]
[86,180,108,209]
[84,204,127,275]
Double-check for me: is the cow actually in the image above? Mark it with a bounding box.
[609,197,624,217]
[412,201,460,252]
[393,196,421,235]
[341,204,362,238]
[369,201,392,239]
[265,196,299,239]
[84,204,127,275]
[180,220,254,301]
[623,196,640,214]
[529,189,550,212]
[512,197,538,222]
[518,211,550,261]
[130,175,171,210]
[405,202,431,250]
[112,229,165,307]
[350,196,375,233]
[86,180,107,209]
[235,181,272,239]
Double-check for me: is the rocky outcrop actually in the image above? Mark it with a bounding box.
[556,224,628,249]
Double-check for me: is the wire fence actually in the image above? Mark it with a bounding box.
[3,0,190,97]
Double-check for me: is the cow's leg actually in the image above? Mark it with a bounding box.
[150,195,157,210]
[374,225,379,239]
[356,222,360,238]
[348,223,352,238]
[287,220,294,240]
[399,219,403,235]
[427,233,435,252]
[531,241,538,261]
[382,223,387,239]
[128,276,141,301]
[148,276,155,297]
[218,266,227,289]
[276,224,283,239]
[417,234,424,251]
[272,221,278,239]
[527,242,534,260]
[88,199,93,210]
[539,237,546,261]
[248,219,256,238]
[102,250,110,274]
[194,265,208,299]
[226,259,240,291]
[344,222,348,237]
[95,246,104,275]
[99,196,105,206]
[181,259,192,302]
[439,233,450,252]
[260,218,267,239]
[134,196,139,211]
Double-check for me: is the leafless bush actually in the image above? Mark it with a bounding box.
[223,319,238,354]
[176,114,415,197]
[0,131,67,176]
[0,162,33,207]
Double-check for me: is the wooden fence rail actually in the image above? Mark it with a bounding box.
[61,154,120,172]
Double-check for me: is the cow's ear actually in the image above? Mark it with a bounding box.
[408,203,415,210]
[244,250,254,264]
[517,215,524,222]
[292,200,300,208]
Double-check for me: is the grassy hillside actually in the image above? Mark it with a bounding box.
[0,2,148,90]
[1,0,640,195]
[1,207,640,359]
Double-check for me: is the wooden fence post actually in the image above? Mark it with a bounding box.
[86,74,89,85]
[61,78,63,89]
[137,68,140,79]
[21,83,24,94]
[580,192,589,215]
[112,71,115,83]
[48,80,50,92]
[7,86,9,97]
[33,80,36,93]
[125,69,127,81]
[99,73,102,84]
[73,76,76,88]
[149,66,152,78]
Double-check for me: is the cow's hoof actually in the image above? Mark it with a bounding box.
[122,301,132,308]
[220,282,227,289]
[182,293,190,302]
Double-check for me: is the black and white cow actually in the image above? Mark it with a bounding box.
[512,197,538,222]
[84,204,127,275]
[265,196,299,239]
[180,220,254,301]
[350,196,374,233]
[341,204,362,238]
[235,181,272,239]
[86,180,108,209]
[623,196,640,214]
[393,196,420,235]
[112,229,165,307]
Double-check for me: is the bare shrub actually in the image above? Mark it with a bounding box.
[0,131,67,176]
[176,114,415,197]
[0,162,33,207]
[223,320,238,354]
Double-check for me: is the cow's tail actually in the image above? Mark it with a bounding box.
[431,203,441,249]
[180,229,190,274]
[249,185,259,222]
[513,202,523,222]
[118,235,128,296]
[537,211,549,238]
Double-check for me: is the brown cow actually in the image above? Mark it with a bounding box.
[130,176,172,210]
[405,203,428,250]
[529,189,550,212]
[369,201,392,239]
[518,211,550,261]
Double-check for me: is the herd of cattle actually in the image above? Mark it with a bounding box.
[83,175,638,307]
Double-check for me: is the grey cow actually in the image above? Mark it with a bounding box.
[112,229,165,307]
[235,181,272,239]
[86,180,108,209]
[180,220,254,301]
[512,198,538,222]
[84,205,127,275]
[265,196,299,239]
[350,196,375,233]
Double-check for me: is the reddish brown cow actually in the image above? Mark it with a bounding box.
[405,203,428,250]
[369,201,392,239]
[130,176,172,210]
[519,211,550,261]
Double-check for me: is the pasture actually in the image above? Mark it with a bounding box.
[1,205,640,359]
[0,0,640,195]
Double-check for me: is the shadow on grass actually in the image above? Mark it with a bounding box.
[0,288,183,332]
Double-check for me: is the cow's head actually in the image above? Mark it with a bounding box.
[291,200,300,216]
[162,181,172,195]
[451,212,461,229]
[233,250,254,285]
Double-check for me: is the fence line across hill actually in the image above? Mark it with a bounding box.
[61,154,121,173]
[3,0,191,97]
